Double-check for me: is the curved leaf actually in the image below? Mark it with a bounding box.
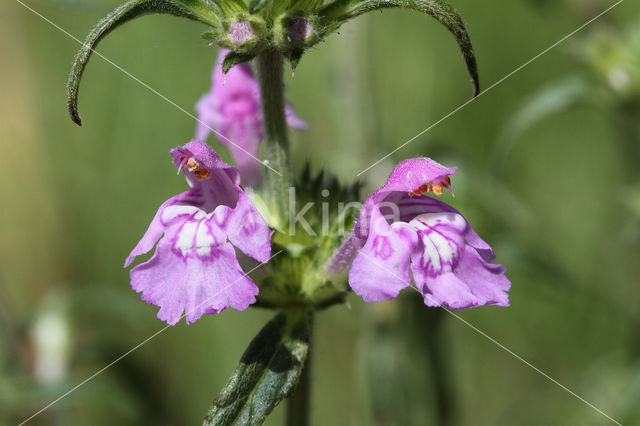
[203,310,310,426]
[222,50,257,74]
[319,0,479,96]
[67,0,220,125]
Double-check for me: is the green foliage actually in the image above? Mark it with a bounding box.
[203,310,310,426]
[318,0,480,96]
[66,0,221,125]
[11,1,640,425]
[257,165,359,309]
[222,50,258,72]
[67,0,479,124]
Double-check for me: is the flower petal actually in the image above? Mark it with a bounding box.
[419,246,509,309]
[396,193,496,260]
[376,158,456,199]
[285,103,308,130]
[422,272,481,309]
[194,50,306,186]
[125,141,272,324]
[214,189,272,263]
[171,140,239,187]
[183,243,258,324]
[130,240,187,325]
[130,240,258,325]
[349,207,417,302]
[409,212,466,284]
[325,233,364,276]
[124,189,202,268]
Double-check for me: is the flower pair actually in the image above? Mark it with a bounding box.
[125,53,510,325]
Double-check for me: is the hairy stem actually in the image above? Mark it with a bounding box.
[285,313,313,426]
[257,49,292,219]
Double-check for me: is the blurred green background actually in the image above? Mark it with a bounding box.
[2,0,640,424]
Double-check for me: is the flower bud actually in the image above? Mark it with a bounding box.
[287,17,315,44]
[228,20,255,46]
[219,16,267,54]
[274,14,319,51]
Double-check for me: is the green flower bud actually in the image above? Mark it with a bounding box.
[255,167,361,310]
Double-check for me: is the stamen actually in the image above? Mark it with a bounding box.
[428,183,444,196]
[194,168,211,180]
[408,176,452,197]
[186,157,199,172]
[177,154,209,180]
[408,183,429,197]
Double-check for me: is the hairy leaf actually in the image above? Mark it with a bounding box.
[319,0,479,96]
[66,0,220,125]
[203,311,310,426]
[222,51,257,73]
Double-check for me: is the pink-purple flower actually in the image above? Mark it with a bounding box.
[336,158,510,309]
[196,49,307,186]
[124,141,273,325]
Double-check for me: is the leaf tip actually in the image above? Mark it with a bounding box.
[70,110,83,126]
[473,82,480,98]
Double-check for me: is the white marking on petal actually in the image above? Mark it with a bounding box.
[428,231,454,265]
[162,205,199,223]
[410,212,465,232]
[175,220,198,256]
[196,222,215,256]
[409,212,465,275]
[421,234,441,271]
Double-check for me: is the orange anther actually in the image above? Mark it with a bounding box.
[194,168,211,180]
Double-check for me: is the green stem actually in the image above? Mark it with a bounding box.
[285,313,313,426]
[257,49,292,219]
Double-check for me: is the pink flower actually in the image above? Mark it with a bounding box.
[124,141,273,325]
[196,49,307,186]
[331,158,510,309]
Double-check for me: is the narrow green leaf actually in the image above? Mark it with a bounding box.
[222,51,256,73]
[66,0,220,126]
[319,0,479,96]
[203,310,310,426]
[201,30,223,41]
